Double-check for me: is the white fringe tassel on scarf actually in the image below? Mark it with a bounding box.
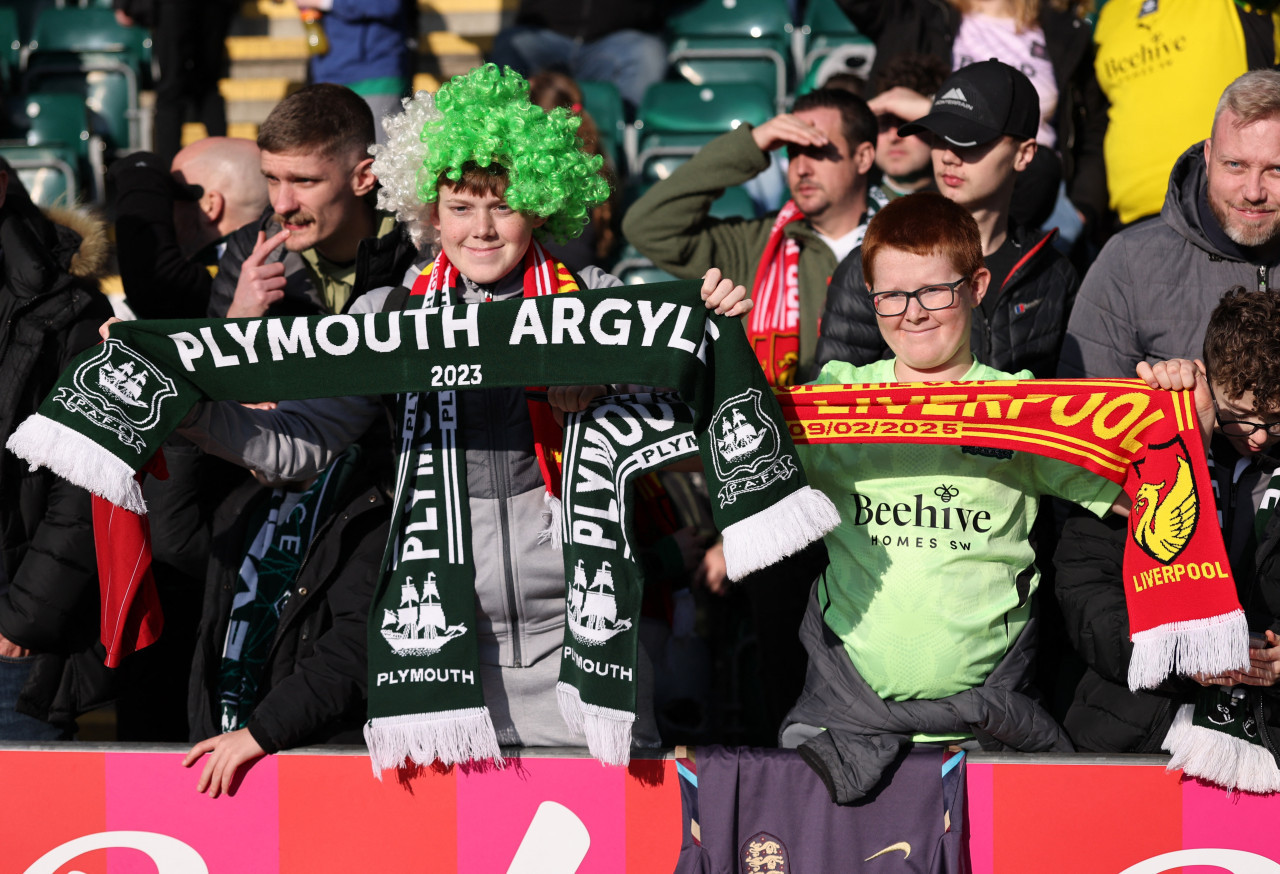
[1163,702,1280,794]
[1128,609,1250,690]
[538,492,563,551]
[364,708,504,778]
[721,486,840,581]
[557,682,634,767]
[6,413,147,513]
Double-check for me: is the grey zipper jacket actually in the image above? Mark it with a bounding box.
[780,582,1072,804]
[1059,142,1279,378]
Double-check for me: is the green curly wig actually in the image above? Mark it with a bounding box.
[415,64,610,243]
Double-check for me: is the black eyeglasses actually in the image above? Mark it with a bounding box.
[1212,393,1280,438]
[869,277,967,317]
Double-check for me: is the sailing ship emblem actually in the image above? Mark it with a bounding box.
[64,340,178,433]
[380,573,467,656]
[717,406,767,463]
[97,360,150,408]
[566,560,632,646]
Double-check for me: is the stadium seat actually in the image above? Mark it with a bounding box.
[0,144,81,208]
[795,0,875,78]
[667,0,794,114]
[634,81,774,183]
[20,91,99,202]
[577,79,627,176]
[23,6,151,155]
[709,185,759,220]
[612,244,680,286]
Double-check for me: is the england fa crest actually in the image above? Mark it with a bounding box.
[53,340,178,453]
[709,388,795,507]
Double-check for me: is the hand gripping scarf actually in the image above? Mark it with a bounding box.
[777,379,1250,690]
[6,279,839,770]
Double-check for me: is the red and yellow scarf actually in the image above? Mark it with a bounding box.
[747,200,805,387]
[777,378,1250,690]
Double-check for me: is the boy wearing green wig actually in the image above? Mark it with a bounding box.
[172,64,753,788]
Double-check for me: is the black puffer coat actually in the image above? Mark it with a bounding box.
[815,224,1078,378]
[0,167,115,727]
[188,453,391,753]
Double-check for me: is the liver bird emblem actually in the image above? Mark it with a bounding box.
[1130,454,1198,563]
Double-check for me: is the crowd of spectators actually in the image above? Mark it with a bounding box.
[2,0,1280,803]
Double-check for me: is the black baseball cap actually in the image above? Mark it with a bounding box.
[898,59,1039,148]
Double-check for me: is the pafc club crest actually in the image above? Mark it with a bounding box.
[54,340,178,453]
[710,388,796,507]
[1129,435,1199,564]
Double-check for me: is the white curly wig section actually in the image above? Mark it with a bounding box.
[370,90,442,252]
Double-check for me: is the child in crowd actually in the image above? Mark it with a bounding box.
[779,192,1131,803]
[176,64,753,788]
[1057,287,1280,756]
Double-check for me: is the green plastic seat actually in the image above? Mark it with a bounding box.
[23,93,91,158]
[25,6,150,153]
[577,79,626,175]
[796,0,875,78]
[635,82,773,182]
[28,5,148,59]
[0,143,81,208]
[708,185,758,219]
[667,0,795,113]
[21,92,99,202]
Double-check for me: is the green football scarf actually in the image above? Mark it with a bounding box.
[6,279,839,769]
[219,446,359,731]
[557,391,706,764]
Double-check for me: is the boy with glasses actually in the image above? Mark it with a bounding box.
[1057,286,1280,756]
[780,192,1134,801]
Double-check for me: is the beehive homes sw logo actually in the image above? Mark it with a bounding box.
[53,340,178,453]
[710,388,796,507]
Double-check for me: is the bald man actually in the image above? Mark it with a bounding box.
[111,138,269,319]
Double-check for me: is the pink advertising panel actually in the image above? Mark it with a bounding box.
[9,748,1280,873]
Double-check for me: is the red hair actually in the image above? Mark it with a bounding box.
[862,192,984,290]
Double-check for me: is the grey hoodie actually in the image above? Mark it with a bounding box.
[1058,142,1278,378]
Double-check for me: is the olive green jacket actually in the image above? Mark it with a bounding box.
[622,125,841,380]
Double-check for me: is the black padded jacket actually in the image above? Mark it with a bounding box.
[187,454,391,753]
[0,173,115,727]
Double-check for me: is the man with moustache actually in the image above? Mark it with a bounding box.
[1060,70,1280,378]
[209,83,416,319]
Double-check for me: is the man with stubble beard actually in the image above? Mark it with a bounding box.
[1061,69,1280,378]
[208,83,416,319]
